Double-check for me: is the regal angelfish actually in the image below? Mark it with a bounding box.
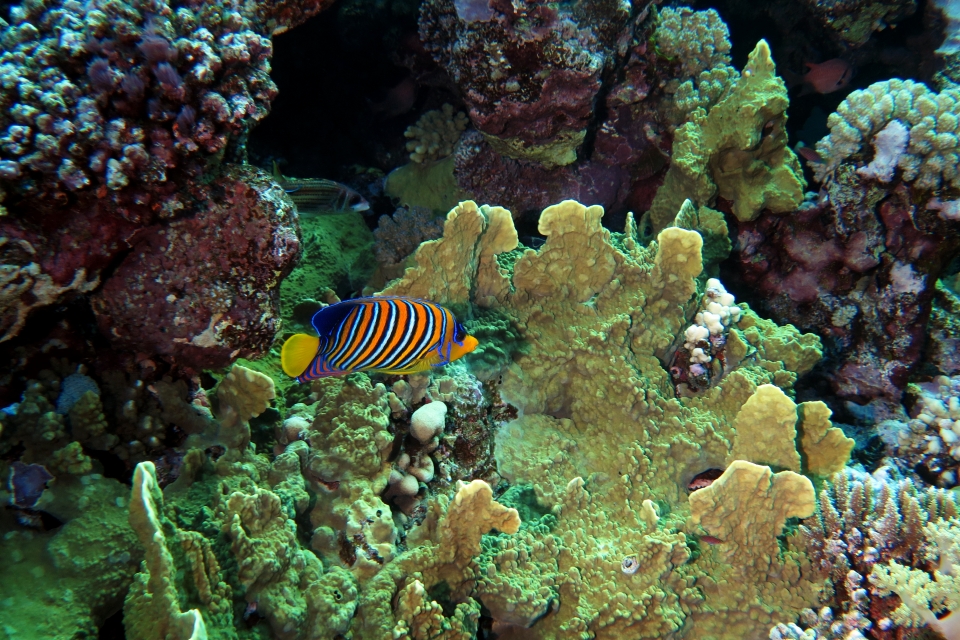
[281,296,479,383]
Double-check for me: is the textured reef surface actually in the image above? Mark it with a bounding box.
[2,0,960,639]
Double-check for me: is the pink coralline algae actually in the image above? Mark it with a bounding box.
[91,166,301,371]
[423,3,680,216]
[732,173,958,403]
[0,0,328,353]
[418,0,635,168]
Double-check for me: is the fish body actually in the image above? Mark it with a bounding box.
[272,162,370,214]
[281,296,479,383]
[801,59,852,95]
[794,142,824,164]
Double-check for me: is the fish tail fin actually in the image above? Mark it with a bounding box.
[780,67,801,89]
[281,333,321,377]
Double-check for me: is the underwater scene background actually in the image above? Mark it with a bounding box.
[1,0,960,637]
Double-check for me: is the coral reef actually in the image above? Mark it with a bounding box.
[373,205,445,268]
[780,466,959,639]
[800,0,917,49]
[6,0,960,634]
[813,80,960,191]
[404,103,469,164]
[647,39,804,230]
[869,517,960,638]
[418,0,634,167]
[279,208,375,331]
[0,196,845,639]
[0,466,142,637]
[731,79,960,405]
[0,0,324,357]
[382,199,826,638]
[0,0,330,206]
[881,375,960,488]
[91,166,301,371]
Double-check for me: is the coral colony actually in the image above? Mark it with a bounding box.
[3,0,960,639]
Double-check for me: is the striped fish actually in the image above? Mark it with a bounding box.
[272,162,370,215]
[281,296,479,383]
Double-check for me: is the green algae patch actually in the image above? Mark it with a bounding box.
[384,156,468,214]
[0,473,141,639]
[281,212,376,322]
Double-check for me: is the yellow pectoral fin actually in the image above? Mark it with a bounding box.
[281,334,321,377]
[374,355,440,375]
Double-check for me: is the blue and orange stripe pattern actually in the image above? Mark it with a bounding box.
[283,296,478,383]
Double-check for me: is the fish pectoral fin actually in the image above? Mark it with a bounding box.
[375,356,441,375]
[281,334,321,377]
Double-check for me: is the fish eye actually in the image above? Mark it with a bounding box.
[454,323,466,342]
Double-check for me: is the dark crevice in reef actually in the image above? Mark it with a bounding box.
[248,0,425,182]
[97,609,125,640]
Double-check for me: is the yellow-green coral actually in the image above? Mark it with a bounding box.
[648,40,805,230]
[729,384,803,471]
[0,470,141,638]
[114,193,833,640]
[797,401,855,476]
[125,462,211,640]
[381,198,825,638]
[654,7,739,127]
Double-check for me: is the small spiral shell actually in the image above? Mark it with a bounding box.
[621,555,640,575]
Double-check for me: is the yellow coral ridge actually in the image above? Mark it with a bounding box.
[689,460,815,570]
[126,462,209,640]
[729,384,802,471]
[798,401,854,476]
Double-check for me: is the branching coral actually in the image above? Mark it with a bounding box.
[869,517,960,639]
[795,467,959,636]
[653,7,739,127]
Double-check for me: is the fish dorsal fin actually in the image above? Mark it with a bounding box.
[281,333,321,377]
[310,296,436,338]
[310,298,375,337]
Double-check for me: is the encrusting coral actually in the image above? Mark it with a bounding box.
[383,199,825,638]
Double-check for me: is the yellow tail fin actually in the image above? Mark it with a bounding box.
[281,334,321,377]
